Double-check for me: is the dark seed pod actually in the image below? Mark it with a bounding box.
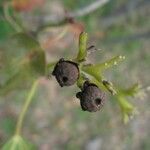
[52,58,79,87]
[76,81,105,112]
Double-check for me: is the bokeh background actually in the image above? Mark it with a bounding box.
[0,0,150,150]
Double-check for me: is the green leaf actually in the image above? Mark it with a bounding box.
[76,32,88,62]
[2,135,35,150]
[0,33,46,95]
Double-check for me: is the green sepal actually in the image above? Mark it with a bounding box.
[0,33,46,95]
[97,55,125,71]
[76,32,88,62]
[82,55,125,83]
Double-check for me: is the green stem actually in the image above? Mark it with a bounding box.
[15,80,39,135]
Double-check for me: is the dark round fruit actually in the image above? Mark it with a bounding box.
[76,81,105,112]
[52,58,79,87]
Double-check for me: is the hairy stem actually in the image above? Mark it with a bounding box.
[15,80,39,135]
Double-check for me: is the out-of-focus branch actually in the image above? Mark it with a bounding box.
[68,0,109,18]
[36,0,110,32]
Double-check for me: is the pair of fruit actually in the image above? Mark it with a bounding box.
[52,58,105,112]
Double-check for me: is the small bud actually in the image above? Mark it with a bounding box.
[76,81,105,112]
[52,58,79,87]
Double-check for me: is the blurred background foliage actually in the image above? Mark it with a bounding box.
[0,0,150,150]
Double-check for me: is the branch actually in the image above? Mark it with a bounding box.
[68,0,110,18]
[35,0,110,32]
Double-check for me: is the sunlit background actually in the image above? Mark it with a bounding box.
[0,0,150,149]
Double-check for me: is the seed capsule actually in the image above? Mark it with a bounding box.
[76,81,105,112]
[52,58,79,87]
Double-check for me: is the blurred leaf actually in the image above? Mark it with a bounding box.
[0,117,16,136]
[107,25,129,38]
[12,0,45,12]
[0,20,15,41]
[125,41,141,52]
[0,33,46,95]
[2,135,35,150]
